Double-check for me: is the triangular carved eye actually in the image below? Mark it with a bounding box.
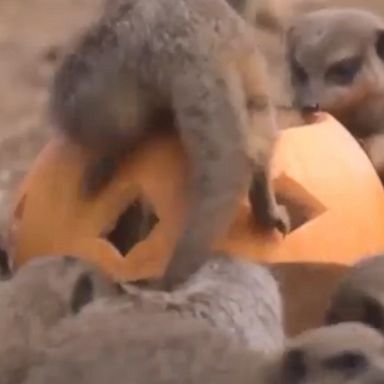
[106,196,159,255]
[274,172,327,233]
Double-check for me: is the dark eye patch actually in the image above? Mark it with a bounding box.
[71,273,94,314]
[325,56,362,85]
[290,57,308,84]
[375,30,384,61]
[362,296,384,332]
[323,351,368,377]
[282,348,307,383]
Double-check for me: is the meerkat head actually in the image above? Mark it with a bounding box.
[325,254,384,334]
[286,8,384,122]
[270,322,384,384]
[14,255,123,315]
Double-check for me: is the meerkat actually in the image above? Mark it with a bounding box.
[113,253,285,354]
[225,0,328,132]
[0,255,122,384]
[286,8,384,137]
[271,322,384,384]
[23,315,384,383]
[325,254,384,333]
[51,0,291,289]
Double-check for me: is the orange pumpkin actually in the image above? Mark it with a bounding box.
[7,113,384,281]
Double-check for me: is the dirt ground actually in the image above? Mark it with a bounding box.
[1,0,384,245]
[0,0,105,243]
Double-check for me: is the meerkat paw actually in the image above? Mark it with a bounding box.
[130,277,164,291]
[272,203,291,235]
[256,203,291,235]
[161,248,212,291]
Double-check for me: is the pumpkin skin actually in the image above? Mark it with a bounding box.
[7,113,384,281]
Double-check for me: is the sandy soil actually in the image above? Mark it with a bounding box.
[0,0,105,241]
[0,0,384,244]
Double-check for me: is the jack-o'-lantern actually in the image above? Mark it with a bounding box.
[6,113,384,282]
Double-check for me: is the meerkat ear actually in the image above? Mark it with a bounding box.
[70,273,94,314]
[375,30,384,60]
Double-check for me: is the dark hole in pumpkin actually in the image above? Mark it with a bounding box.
[274,173,326,232]
[106,198,159,255]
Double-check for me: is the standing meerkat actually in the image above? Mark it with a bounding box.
[286,8,384,131]
[23,317,384,383]
[325,254,384,333]
[0,255,122,384]
[51,0,290,289]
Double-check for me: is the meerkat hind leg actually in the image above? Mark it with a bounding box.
[243,52,290,235]
[161,67,265,290]
[249,170,290,234]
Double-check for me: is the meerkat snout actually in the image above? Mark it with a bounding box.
[286,8,384,137]
[298,100,320,115]
[272,322,384,384]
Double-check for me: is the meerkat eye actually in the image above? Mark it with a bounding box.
[70,273,94,313]
[323,351,368,377]
[290,58,308,84]
[326,57,362,85]
[362,296,384,331]
[282,348,307,383]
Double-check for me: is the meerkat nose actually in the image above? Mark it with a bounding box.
[301,102,320,114]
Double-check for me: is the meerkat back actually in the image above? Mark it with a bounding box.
[23,314,384,383]
[325,254,384,333]
[121,253,284,354]
[24,311,266,384]
[170,254,285,353]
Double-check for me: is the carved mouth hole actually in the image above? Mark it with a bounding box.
[274,173,327,233]
[106,198,159,255]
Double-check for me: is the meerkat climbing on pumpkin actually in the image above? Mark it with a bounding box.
[50,0,290,289]
[286,8,384,176]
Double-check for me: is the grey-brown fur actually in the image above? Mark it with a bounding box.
[121,253,284,353]
[51,0,290,289]
[272,322,384,384]
[23,318,384,383]
[24,312,266,384]
[227,0,327,33]
[0,255,121,384]
[326,254,384,334]
[287,8,384,139]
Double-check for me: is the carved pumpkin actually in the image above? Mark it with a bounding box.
[7,113,384,282]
